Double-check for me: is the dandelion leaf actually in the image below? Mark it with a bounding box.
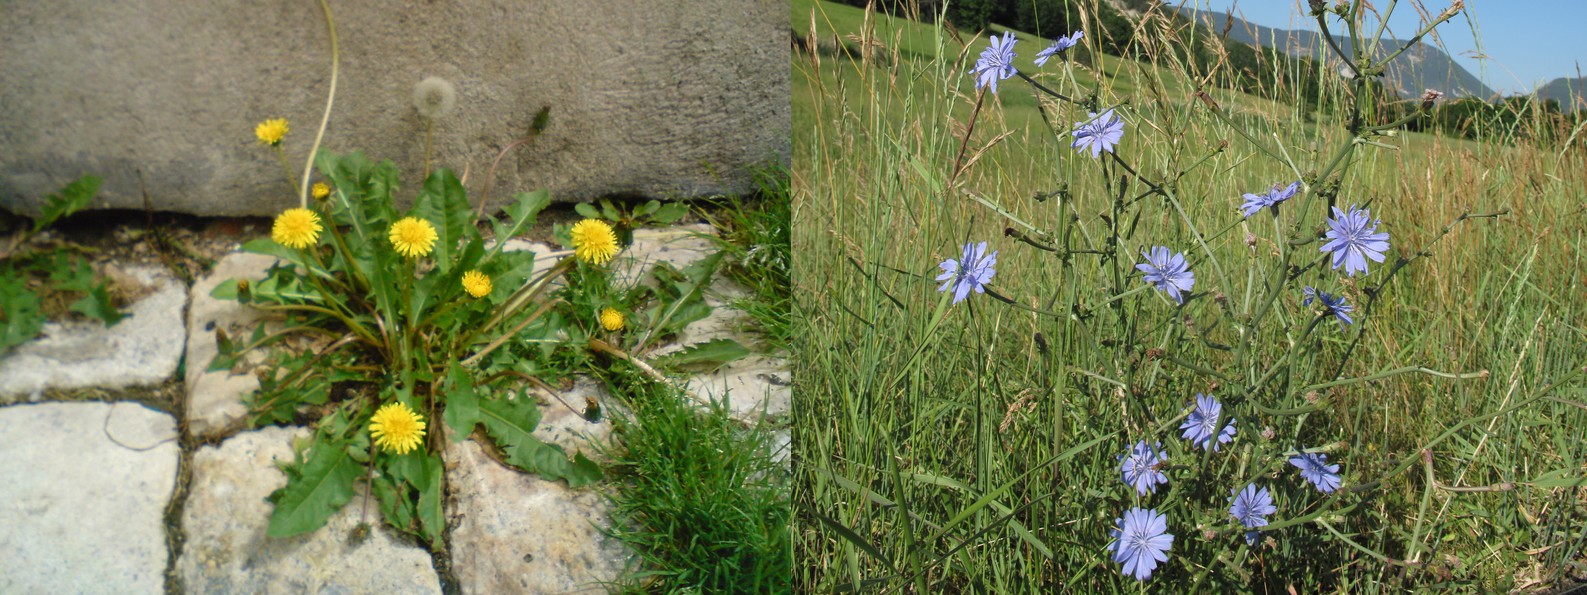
[477,395,601,488]
[443,362,480,436]
[35,175,101,232]
[0,272,45,351]
[266,438,360,538]
[70,283,124,326]
[413,168,473,268]
[491,189,551,243]
[650,338,750,372]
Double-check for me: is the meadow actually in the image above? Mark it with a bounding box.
[791,0,1586,591]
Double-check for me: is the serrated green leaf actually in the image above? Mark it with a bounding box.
[486,189,550,261]
[411,169,473,270]
[565,452,602,488]
[574,202,601,220]
[267,438,360,537]
[643,251,724,350]
[48,253,97,294]
[636,200,660,217]
[241,237,314,270]
[650,338,750,372]
[372,474,416,536]
[210,278,241,300]
[70,283,123,326]
[443,362,480,436]
[35,175,101,232]
[415,453,445,548]
[599,199,621,221]
[477,396,601,486]
[0,272,45,351]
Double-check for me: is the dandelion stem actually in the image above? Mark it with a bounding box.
[300,0,340,210]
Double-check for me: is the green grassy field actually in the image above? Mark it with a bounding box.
[792,0,1586,591]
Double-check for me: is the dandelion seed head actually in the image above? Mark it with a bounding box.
[412,77,458,120]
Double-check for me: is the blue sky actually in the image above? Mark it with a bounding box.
[1182,1,1587,95]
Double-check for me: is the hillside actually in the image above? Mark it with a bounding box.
[1536,76,1587,111]
[1174,7,1494,99]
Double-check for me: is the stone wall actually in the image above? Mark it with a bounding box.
[0,0,789,217]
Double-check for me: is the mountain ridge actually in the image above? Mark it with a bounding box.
[1171,6,1494,100]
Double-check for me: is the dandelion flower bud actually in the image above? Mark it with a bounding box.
[312,182,331,200]
[412,77,457,121]
[599,307,625,331]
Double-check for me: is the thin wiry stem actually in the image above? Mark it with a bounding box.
[300,0,340,209]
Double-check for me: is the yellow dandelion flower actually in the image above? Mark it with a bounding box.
[369,402,427,455]
[389,217,439,258]
[312,182,331,199]
[599,307,625,331]
[271,208,322,249]
[570,219,619,265]
[255,118,289,146]
[461,270,492,298]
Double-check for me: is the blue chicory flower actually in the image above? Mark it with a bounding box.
[974,32,1018,94]
[1136,246,1195,304]
[1034,30,1084,66]
[1120,440,1168,496]
[1180,393,1236,451]
[1229,484,1277,545]
[936,241,997,303]
[1320,204,1389,276]
[1240,180,1301,218]
[1108,507,1174,581]
[1302,286,1354,327]
[1072,109,1125,158]
[1290,451,1342,493]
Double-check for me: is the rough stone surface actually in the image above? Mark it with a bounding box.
[179,426,442,594]
[185,253,279,438]
[685,353,792,420]
[0,1,789,217]
[529,376,620,455]
[0,402,178,594]
[0,266,186,402]
[615,224,723,288]
[618,225,790,420]
[447,440,631,595]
